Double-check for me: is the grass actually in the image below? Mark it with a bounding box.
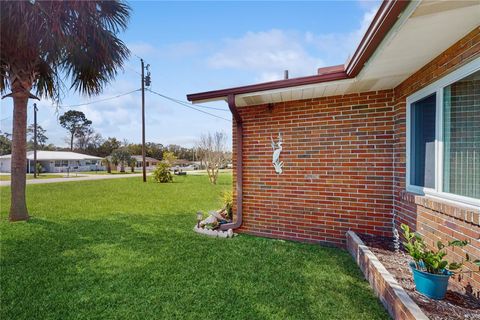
[0,174,64,181]
[0,174,388,320]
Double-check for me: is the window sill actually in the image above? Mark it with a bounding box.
[400,190,480,226]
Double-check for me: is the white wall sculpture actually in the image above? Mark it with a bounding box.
[271,132,283,174]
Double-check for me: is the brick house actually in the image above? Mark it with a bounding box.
[187,1,480,294]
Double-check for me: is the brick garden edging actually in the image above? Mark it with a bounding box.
[346,231,428,320]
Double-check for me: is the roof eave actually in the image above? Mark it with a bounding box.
[186,71,349,103]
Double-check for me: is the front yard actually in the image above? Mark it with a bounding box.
[0,174,388,319]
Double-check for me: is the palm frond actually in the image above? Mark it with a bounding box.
[0,0,131,99]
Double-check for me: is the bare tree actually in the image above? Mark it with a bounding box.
[75,128,103,151]
[196,131,227,185]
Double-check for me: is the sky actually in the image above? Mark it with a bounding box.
[0,0,381,149]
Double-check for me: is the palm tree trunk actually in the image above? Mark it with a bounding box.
[10,89,30,221]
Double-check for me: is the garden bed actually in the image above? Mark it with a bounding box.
[358,233,480,320]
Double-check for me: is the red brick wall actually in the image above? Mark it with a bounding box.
[230,26,480,294]
[392,27,480,296]
[233,90,395,247]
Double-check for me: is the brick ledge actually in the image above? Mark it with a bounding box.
[400,190,480,226]
[346,231,428,320]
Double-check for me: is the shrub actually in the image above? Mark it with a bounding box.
[152,162,172,183]
[35,163,42,176]
[162,151,177,166]
[222,191,233,219]
[401,224,480,274]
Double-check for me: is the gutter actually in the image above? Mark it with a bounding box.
[220,94,243,231]
[186,70,348,103]
[345,0,409,76]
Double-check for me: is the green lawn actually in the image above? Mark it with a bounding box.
[0,174,388,320]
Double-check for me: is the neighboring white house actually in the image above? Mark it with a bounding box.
[0,151,104,173]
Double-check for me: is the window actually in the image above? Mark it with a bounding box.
[54,160,68,167]
[407,58,480,207]
[443,71,480,200]
[410,94,436,189]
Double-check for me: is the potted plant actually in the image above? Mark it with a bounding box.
[401,224,480,299]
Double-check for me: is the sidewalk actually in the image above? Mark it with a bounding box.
[0,173,145,187]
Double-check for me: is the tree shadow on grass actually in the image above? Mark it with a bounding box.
[1,214,388,320]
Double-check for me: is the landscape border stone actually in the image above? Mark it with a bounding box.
[346,231,429,320]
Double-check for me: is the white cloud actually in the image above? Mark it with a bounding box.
[357,0,382,10]
[127,41,157,57]
[305,6,379,64]
[208,29,324,81]
[207,4,379,82]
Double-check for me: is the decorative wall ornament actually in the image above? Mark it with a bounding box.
[271,132,283,174]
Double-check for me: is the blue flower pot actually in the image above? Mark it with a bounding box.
[409,262,452,299]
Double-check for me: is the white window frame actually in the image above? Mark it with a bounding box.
[406,57,480,208]
[54,160,69,167]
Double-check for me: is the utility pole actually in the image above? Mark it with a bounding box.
[33,103,38,178]
[141,59,147,182]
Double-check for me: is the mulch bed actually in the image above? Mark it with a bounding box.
[358,233,480,320]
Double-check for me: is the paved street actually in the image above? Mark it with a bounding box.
[0,173,145,187]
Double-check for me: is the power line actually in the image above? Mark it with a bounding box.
[58,89,141,108]
[147,88,229,112]
[146,87,228,112]
[123,50,229,113]
[147,88,230,121]
[169,96,229,112]
[124,64,142,76]
[147,88,231,122]
[125,50,229,114]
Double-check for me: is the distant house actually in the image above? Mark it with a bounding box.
[0,151,103,173]
[131,155,159,170]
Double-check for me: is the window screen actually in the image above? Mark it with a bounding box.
[443,70,480,199]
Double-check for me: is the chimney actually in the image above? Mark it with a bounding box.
[284,70,289,80]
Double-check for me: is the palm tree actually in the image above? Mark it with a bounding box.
[0,1,130,221]
[129,158,137,173]
[101,158,112,174]
[110,148,131,173]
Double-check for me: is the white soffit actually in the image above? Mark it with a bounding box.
[235,78,356,107]
[357,0,480,91]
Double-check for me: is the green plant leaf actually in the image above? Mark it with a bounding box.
[436,241,445,250]
[448,262,463,270]
[439,261,448,270]
[448,240,468,247]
